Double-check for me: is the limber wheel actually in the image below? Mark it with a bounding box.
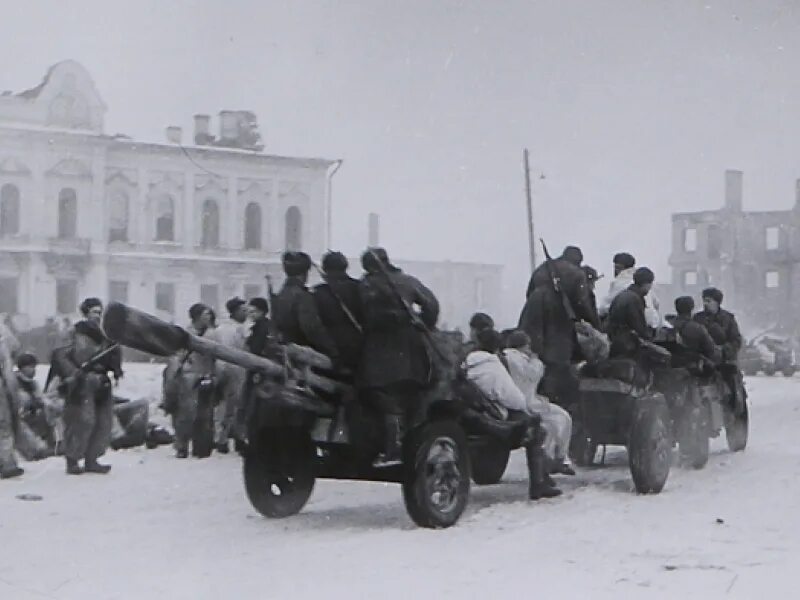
[470,438,510,485]
[628,398,672,494]
[679,402,710,470]
[244,427,316,518]
[402,420,470,529]
[726,401,749,452]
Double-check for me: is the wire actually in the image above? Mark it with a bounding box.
[177,143,224,179]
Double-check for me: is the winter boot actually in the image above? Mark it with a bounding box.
[215,441,230,455]
[1,466,24,480]
[373,414,403,468]
[176,448,188,459]
[85,460,111,474]
[65,458,84,475]
[527,446,562,500]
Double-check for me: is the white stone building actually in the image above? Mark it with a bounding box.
[0,61,502,330]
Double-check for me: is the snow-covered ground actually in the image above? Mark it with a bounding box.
[1,368,799,600]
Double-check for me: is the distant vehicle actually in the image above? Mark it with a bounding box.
[740,333,796,377]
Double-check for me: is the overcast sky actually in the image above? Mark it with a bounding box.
[1,0,798,320]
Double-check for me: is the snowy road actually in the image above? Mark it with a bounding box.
[1,372,799,600]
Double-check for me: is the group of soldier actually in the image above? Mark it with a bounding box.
[0,242,745,499]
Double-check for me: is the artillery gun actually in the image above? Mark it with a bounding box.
[103,302,533,529]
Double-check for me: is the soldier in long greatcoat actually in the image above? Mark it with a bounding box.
[53,298,123,475]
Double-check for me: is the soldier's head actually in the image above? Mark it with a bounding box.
[322,251,349,275]
[189,303,213,330]
[226,297,248,323]
[562,246,584,266]
[469,312,494,343]
[613,252,636,276]
[505,330,532,355]
[674,296,695,317]
[633,267,655,295]
[702,287,723,314]
[248,297,269,320]
[476,328,503,354]
[80,297,103,324]
[361,247,390,274]
[15,353,37,379]
[282,251,312,283]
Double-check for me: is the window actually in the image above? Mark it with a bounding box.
[0,278,18,314]
[155,282,175,314]
[683,271,698,287]
[766,227,780,251]
[56,279,78,314]
[200,284,220,311]
[108,190,129,242]
[200,199,220,248]
[155,194,175,242]
[244,284,262,300]
[58,188,77,239]
[109,281,129,304]
[707,224,722,259]
[0,184,20,236]
[683,227,697,252]
[244,202,262,250]
[766,271,780,289]
[285,205,302,251]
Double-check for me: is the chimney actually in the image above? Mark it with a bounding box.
[165,125,182,144]
[219,110,239,141]
[193,114,210,145]
[368,213,380,246]
[724,170,743,211]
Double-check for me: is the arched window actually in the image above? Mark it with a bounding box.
[108,190,129,242]
[0,184,20,236]
[155,194,175,242]
[244,202,262,250]
[201,199,220,248]
[58,188,77,239]
[285,205,302,251]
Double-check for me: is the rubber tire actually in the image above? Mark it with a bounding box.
[679,402,710,470]
[628,400,672,494]
[470,439,511,485]
[402,420,471,529]
[726,402,749,452]
[244,427,316,518]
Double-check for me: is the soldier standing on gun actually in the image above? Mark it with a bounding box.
[54,298,122,475]
[358,248,440,466]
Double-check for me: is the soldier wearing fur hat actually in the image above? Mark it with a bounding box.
[606,267,655,358]
[312,251,363,371]
[272,251,339,360]
[53,298,122,474]
[358,247,440,465]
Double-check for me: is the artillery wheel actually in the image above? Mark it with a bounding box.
[628,399,671,494]
[402,420,470,529]
[244,427,316,518]
[469,439,510,485]
[726,402,749,452]
[679,402,710,470]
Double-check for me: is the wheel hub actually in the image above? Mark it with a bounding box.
[425,437,462,514]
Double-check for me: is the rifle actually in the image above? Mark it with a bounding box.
[61,343,121,404]
[540,238,578,322]
[310,259,363,334]
[264,274,275,318]
[366,248,448,364]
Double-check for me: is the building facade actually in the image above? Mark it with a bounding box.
[0,61,502,330]
[668,169,799,335]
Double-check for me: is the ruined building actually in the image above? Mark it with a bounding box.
[669,170,799,335]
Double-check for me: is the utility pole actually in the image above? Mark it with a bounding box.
[523,148,536,272]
